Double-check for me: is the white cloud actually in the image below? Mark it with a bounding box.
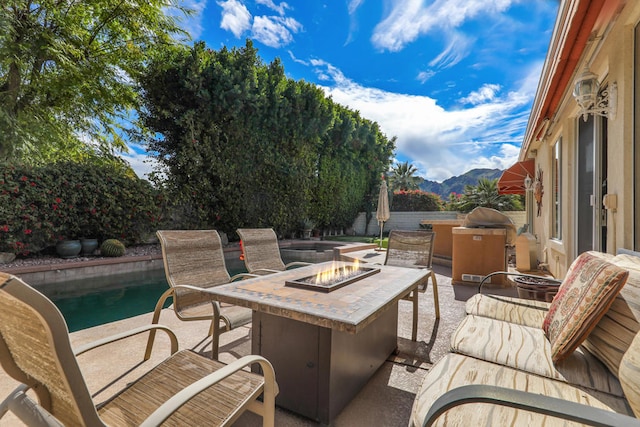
[345,0,365,45]
[119,147,157,181]
[251,16,302,48]
[218,0,252,37]
[460,83,502,105]
[348,0,365,15]
[371,0,515,59]
[370,0,425,52]
[416,70,435,84]
[217,1,302,47]
[311,59,535,182]
[288,50,308,65]
[428,32,473,69]
[256,0,291,16]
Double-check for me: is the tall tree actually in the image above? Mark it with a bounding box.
[137,41,394,235]
[449,177,523,212]
[389,161,420,191]
[0,0,189,161]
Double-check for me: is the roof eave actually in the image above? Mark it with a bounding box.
[521,0,608,159]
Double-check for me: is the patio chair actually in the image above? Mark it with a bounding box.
[384,230,439,341]
[0,273,278,427]
[237,228,311,275]
[146,230,255,359]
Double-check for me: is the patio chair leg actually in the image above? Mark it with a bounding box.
[412,288,418,341]
[432,272,440,319]
[211,330,219,360]
[211,310,220,359]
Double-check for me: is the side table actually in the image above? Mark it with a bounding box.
[508,268,560,302]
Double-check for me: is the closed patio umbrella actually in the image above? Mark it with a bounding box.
[376,179,390,250]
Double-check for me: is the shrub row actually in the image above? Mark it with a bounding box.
[0,161,162,255]
[391,190,443,212]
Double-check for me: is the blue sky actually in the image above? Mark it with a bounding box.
[123,0,559,183]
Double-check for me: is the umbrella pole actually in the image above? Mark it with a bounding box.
[378,222,384,250]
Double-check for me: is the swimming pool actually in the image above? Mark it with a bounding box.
[280,241,344,263]
[36,242,351,332]
[41,267,251,332]
[41,269,171,332]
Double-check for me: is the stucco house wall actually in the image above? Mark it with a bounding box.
[521,0,639,277]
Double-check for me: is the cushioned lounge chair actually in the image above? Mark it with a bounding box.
[0,273,278,427]
[237,228,311,275]
[384,230,439,341]
[146,230,255,359]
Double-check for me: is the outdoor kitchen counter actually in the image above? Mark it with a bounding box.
[420,219,464,261]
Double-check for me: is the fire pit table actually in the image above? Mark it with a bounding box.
[205,261,427,424]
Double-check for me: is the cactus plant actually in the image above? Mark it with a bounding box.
[100,239,126,257]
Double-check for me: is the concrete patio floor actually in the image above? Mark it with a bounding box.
[0,259,516,426]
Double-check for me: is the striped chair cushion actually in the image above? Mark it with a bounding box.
[464,252,615,329]
[582,255,640,379]
[542,252,629,363]
[451,315,624,396]
[620,331,640,417]
[410,353,632,427]
[465,293,549,327]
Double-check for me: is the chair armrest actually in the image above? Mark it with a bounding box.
[422,384,640,427]
[250,268,282,275]
[74,324,179,357]
[285,262,312,269]
[230,273,258,281]
[478,271,561,294]
[140,355,278,427]
[0,385,64,427]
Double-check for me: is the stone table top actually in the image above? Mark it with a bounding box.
[207,261,427,333]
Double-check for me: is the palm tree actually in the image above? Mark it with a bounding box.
[389,161,420,191]
[451,178,522,213]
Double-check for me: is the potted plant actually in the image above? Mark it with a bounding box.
[55,217,82,259]
[79,237,99,255]
[56,238,82,258]
[300,218,314,240]
[78,217,99,256]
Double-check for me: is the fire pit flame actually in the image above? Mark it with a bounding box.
[285,260,379,292]
[314,259,360,286]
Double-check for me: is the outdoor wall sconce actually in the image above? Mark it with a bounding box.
[572,67,617,121]
[524,174,533,232]
[523,174,532,191]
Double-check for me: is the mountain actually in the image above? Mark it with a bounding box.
[418,168,503,199]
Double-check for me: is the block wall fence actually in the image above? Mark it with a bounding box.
[350,211,526,236]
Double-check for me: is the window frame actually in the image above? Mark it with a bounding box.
[552,137,562,241]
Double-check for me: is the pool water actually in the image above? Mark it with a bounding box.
[41,267,249,332]
[41,269,171,333]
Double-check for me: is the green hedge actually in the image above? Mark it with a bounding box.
[0,161,162,255]
[391,190,443,211]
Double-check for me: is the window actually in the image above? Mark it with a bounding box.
[635,24,640,250]
[552,138,562,240]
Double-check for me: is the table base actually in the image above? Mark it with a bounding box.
[252,305,398,424]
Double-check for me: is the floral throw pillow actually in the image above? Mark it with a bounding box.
[543,252,629,363]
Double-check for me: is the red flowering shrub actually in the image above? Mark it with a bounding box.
[0,161,163,255]
[391,189,443,211]
[0,165,57,255]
